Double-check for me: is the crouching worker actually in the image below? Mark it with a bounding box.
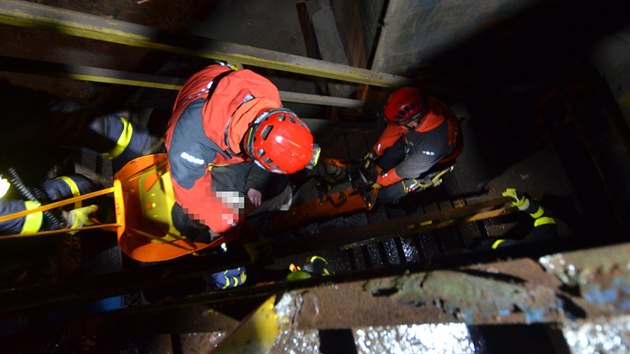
[0,173,99,236]
[480,188,558,250]
[361,87,462,205]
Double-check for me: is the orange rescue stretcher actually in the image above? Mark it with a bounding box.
[0,153,230,263]
[1,143,462,262]
[112,153,230,262]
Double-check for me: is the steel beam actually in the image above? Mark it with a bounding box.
[0,0,412,88]
[273,243,630,328]
[0,56,365,108]
[213,296,280,354]
[271,196,513,256]
[63,242,630,330]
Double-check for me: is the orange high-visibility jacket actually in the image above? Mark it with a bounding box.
[164,65,282,233]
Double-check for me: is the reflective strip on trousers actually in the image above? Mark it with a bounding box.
[20,201,43,234]
[491,239,505,249]
[534,216,556,227]
[102,117,133,160]
[530,206,545,219]
[221,270,247,289]
[221,276,242,289]
[221,276,231,289]
[58,176,82,208]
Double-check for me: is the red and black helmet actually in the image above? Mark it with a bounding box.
[244,109,320,174]
[383,87,427,124]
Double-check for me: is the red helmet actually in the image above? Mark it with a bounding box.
[383,87,427,124]
[244,109,320,174]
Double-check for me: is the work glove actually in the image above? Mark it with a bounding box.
[0,175,9,198]
[63,204,99,233]
[502,188,530,211]
[352,163,380,190]
[243,236,272,263]
[362,151,378,170]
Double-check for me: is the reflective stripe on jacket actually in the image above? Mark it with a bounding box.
[0,200,43,235]
[41,175,94,208]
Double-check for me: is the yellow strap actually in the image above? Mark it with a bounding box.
[58,176,82,208]
[20,201,43,235]
[534,216,556,227]
[208,163,229,172]
[417,167,453,189]
[231,276,240,286]
[1,223,120,239]
[530,206,545,219]
[102,117,133,160]
[240,271,247,284]
[0,186,115,224]
[491,239,505,249]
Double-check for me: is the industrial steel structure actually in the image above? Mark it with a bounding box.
[0,0,629,353]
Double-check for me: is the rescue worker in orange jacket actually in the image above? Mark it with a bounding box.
[164,63,320,236]
[363,87,462,205]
